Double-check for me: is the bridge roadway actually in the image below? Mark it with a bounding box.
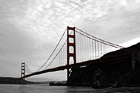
[22,51,130,79]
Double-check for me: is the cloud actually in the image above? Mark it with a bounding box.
[16,0,116,43]
[79,0,140,46]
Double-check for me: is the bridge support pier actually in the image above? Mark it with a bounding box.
[67,26,76,82]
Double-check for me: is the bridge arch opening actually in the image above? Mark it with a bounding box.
[68,30,74,35]
[69,56,74,64]
[69,38,74,43]
[69,46,74,53]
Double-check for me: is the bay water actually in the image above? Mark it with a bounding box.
[0,84,101,93]
[0,84,140,93]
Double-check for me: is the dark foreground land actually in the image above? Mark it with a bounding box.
[66,42,140,88]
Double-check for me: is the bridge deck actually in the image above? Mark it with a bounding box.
[22,51,130,78]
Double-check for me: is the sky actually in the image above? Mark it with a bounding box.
[0,0,140,81]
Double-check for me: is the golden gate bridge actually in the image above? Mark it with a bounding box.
[21,26,124,82]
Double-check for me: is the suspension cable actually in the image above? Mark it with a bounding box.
[36,29,67,71]
[25,64,32,73]
[43,30,74,69]
[25,69,31,74]
[44,40,67,69]
[75,27,124,49]
[75,29,123,49]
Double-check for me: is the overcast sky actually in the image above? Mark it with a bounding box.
[0,0,140,81]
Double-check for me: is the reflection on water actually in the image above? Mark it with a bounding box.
[0,84,140,93]
[19,85,25,93]
[0,84,98,93]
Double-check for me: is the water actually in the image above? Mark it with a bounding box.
[0,84,140,93]
[0,84,100,93]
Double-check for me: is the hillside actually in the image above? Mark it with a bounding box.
[0,77,35,84]
[67,42,140,88]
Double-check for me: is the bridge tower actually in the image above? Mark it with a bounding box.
[21,62,25,78]
[20,62,25,84]
[67,26,76,81]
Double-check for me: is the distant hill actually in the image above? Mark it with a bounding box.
[0,77,35,84]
